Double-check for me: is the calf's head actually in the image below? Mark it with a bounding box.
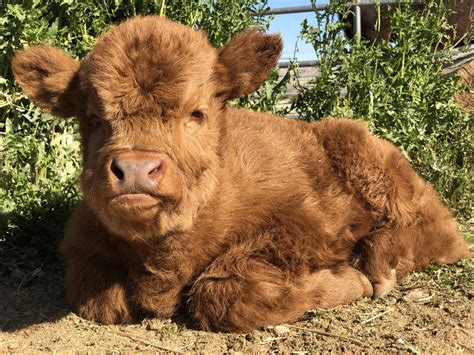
[12,16,282,240]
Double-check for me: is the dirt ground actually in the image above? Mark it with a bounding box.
[0,256,472,354]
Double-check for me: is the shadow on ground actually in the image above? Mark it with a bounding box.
[0,193,77,332]
[0,270,69,332]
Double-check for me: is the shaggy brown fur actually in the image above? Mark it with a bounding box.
[12,16,469,333]
[343,2,473,47]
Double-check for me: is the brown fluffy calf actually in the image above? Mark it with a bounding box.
[12,16,469,333]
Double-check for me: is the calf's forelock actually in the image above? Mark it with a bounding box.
[80,16,217,120]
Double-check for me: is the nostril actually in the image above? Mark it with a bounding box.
[111,159,125,180]
[109,155,166,185]
[147,161,162,178]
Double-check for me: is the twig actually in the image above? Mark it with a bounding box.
[360,308,394,325]
[449,33,470,53]
[288,325,370,348]
[457,328,473,337]
[396,337,419,354]
[16,267,42,294]
[137,344,152,351]
[457,342,474,352]
[177,342,195,351]
[112,330,183,353]
[396,284,427,291]
[416,295,433,303]
[259,336,287,344]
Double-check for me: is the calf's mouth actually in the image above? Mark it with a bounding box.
[110,193,159,209]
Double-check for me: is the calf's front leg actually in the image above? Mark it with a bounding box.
[62,255,132,324]
[60,204,132,324]
[126,260,186,319]
[354,230,399,299]
[188,243,373,333]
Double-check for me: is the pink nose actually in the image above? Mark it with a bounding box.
[110,152,167,191]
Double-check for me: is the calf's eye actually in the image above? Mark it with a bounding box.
[89,115,103,128]
[191,110,204,120]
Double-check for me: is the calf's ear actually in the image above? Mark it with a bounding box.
[12,45,82,118]
[214,29,283,100]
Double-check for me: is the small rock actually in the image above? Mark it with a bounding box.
[274,325,291,335]
[144,319,163,331]
[404,289,426,301]
[244,333,255,341]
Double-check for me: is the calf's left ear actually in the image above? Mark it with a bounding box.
[12,45,83,118]
[214,29,283,100]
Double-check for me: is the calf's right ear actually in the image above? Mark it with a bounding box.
[214,29,283,101]
[12,45,82,118]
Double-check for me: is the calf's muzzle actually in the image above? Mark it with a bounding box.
[109,151,167,194]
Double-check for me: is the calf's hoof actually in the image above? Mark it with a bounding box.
[360,272,374,298]
[372,269,397,300]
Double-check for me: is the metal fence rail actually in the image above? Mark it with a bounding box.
[253,1,474,68]
[258,1,426,16]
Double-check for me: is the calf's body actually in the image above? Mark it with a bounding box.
[12,16,469,333]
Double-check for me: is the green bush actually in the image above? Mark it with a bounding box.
[295,0,472,219]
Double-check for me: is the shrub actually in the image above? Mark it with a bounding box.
[294,0,472,219]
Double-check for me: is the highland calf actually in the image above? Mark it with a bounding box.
[12,16,470,333]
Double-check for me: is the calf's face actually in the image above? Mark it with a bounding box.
[12,16,282,240]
